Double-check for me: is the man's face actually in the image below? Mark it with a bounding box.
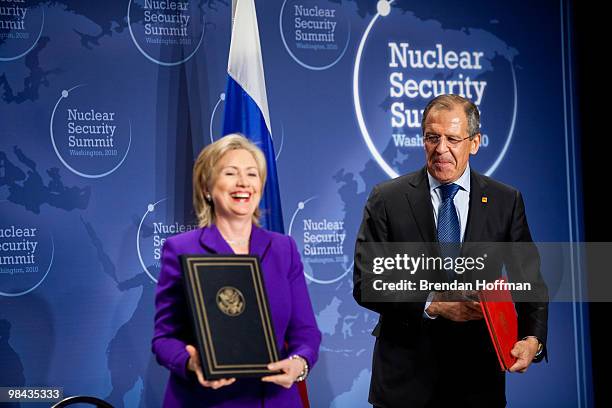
[423,105,480,184]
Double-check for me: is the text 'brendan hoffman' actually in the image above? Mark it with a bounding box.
[371,279,532,292]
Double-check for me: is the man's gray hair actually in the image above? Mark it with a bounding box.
[421,94,481,138]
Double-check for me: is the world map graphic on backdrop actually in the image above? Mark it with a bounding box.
[1,1,221,405]
[0,1,587,407]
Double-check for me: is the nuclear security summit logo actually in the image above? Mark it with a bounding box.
[0,1,45,62]
[136,199,198,283]
[49,85,132,179]
[127,0,206,66]
[279,0,351,70]
[0,204,54,297]
[354,0,519,178]
[288,197,352,284]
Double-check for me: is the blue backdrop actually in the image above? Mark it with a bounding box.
[0,0,589,407]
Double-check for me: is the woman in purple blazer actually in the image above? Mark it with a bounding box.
[152,134,321,407]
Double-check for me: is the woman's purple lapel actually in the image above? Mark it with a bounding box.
[198,223,272,259]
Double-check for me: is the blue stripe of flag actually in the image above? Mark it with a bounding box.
[222,75,285,233]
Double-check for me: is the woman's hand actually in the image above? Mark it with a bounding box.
[261,357,306,388]
[186,345,236,389]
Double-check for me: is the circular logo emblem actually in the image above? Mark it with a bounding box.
[216,286,245,317]
[136,198,199,283]
[49,85,132,179]
[0,203,55,297]
[127,0,206,66]
[279,0,351,70]
[354,0,517,179]
[288,197,353,285]
[0,3,45,62]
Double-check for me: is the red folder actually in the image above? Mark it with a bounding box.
[478,278,518,371]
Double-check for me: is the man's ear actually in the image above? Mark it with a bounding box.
[469,133,481,155]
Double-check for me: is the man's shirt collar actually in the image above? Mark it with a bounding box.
[427,164,471,193]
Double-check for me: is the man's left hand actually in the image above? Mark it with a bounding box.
[509,337,539,373]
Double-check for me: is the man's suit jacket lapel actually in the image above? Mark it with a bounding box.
[464,170,488,243]
[404,167,488,252]
[405,168,437,243]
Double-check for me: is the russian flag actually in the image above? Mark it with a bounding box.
[222,0,284,233]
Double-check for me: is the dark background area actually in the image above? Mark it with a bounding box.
[574,2,610,407]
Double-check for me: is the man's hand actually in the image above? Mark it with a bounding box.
[186,345,236,389]
[509,337,539,373]
[426,292,484,322]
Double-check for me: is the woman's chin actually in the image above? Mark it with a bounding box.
[216,210,253,223]
[230,209,255,219]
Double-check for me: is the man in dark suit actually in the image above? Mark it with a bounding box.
[353,94,548,407]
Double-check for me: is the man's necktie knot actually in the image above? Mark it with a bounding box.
[439,183,460,201]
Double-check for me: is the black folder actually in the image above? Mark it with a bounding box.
[181,255,280,379]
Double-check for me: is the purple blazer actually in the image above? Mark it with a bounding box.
[152,224,321,407]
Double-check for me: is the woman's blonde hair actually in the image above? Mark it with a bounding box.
[193,133,267,227]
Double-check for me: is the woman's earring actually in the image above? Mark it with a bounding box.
[205,193,212,202]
